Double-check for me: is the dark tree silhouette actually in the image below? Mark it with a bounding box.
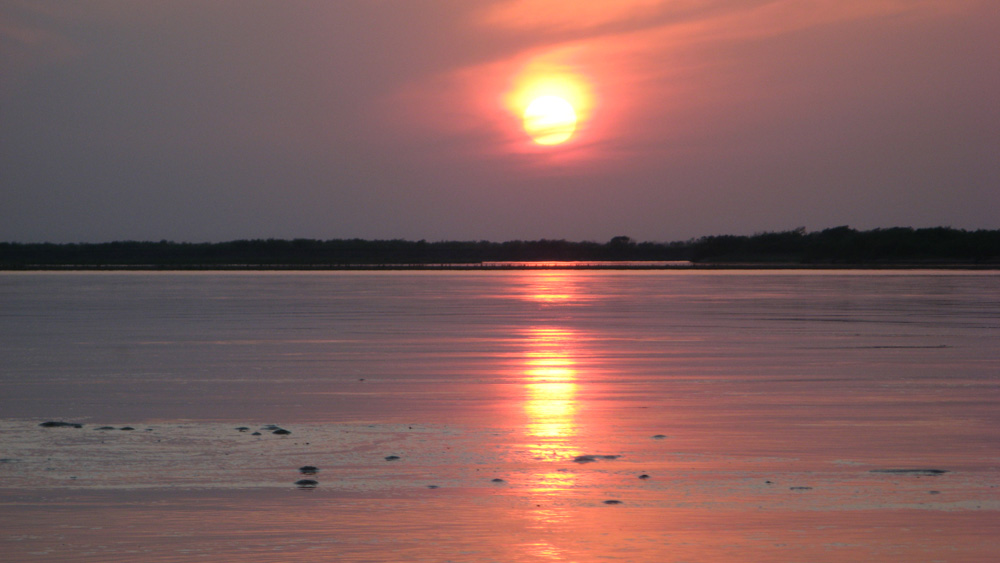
[1,227,997,268]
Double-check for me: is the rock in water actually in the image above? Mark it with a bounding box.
[295,479,318,488]
[573,454,621,463]
[299,466,319,475]
[870,469,948,476]
[39,421,82,428]
[272,428,291,435]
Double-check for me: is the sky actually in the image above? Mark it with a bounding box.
[1,0,998,243]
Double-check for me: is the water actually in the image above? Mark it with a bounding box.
[1,270,998,561]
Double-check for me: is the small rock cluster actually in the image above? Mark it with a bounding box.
[295,466,320,488]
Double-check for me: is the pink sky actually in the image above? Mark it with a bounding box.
[1,0,997,242]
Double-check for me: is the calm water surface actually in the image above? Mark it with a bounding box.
[1,271,998,561]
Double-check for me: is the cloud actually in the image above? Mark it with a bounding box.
[479,0,672,32]
[400,0,995,153]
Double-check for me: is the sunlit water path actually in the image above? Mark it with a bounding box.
[1,271,998,561]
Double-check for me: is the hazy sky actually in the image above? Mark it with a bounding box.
[2,0,998,243]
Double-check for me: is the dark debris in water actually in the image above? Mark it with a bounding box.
[295,479,318,488]
[385,455,400,461]
[870,469,948,476]
[603,500,623,505]
[299,465,319,475]
[573,454,621,463]
[39,421,82,429]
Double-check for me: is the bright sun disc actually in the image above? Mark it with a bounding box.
[523,95,577,145]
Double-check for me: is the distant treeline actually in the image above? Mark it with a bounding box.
[1,227,998,268]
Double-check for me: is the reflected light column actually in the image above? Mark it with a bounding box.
[523,327,579,463]
[518,326,582,562]
[512,272,594,561]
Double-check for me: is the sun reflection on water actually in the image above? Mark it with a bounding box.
[523,327,579,463]
[521,538,571,562]
[521,270,579,303]
[513,272,594,559]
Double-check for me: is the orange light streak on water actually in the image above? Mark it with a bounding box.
[523,327,580,462]
[521,270,580,302]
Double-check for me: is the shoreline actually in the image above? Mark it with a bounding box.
[2,261,999,271]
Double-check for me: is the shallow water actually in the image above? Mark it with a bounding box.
[1,270,998,561]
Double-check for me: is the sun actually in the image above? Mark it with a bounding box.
[523,96,577,145]
[505,58,593,148]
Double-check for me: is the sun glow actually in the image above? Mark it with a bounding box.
[506,60,593,147]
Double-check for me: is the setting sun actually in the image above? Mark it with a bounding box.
[505,57,594,148]
[523,95,577,145]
